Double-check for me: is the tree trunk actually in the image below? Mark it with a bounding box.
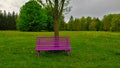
[54,19,59,37]
[54,19,59,47]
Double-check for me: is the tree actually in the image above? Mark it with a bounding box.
[74,18,80,31]
[111,14,120,32]
[0,10,3,29]
[95,18,101,31]
[68,16,74,31]
[17,0,47,31]
[59,16,66,31]
[79,17,87,31]
[102,15,113,31]
[2,10,7,30]
[11,11,18,30]
[86,16,92,31]
[38,0,71,36]
[89,18,96,31]
[64,23,69,31]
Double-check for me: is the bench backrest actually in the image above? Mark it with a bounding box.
[37,37,70,47]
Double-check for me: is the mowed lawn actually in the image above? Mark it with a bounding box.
[0,31,120,68]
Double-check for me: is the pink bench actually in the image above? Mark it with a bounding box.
[36,36,72,56]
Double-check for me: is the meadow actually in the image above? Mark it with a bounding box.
[0,31,120,68]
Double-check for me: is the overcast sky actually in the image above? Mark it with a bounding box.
[0,0,120,21]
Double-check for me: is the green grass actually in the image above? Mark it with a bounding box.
[0,31,120,68]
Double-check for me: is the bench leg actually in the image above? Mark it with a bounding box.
[67,50,70,56]
[37,51,40,56]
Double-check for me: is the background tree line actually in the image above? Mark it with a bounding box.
[0,10,18,30]
[64,14,120,32]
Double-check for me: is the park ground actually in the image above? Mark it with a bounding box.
[0,31,120,68]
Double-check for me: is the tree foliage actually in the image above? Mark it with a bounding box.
[43,5,54,31]
[68,16,74,31]
[102,15,112,31]
[111,14,120,32]
[17,0,47,31]
[0,10,17,30]
[89,18,96,31]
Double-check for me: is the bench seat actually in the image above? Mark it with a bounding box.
[36,36,72,56]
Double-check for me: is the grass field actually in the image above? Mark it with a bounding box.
[0,31,120,68]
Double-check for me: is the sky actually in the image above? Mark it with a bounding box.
[0,0,120,21]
